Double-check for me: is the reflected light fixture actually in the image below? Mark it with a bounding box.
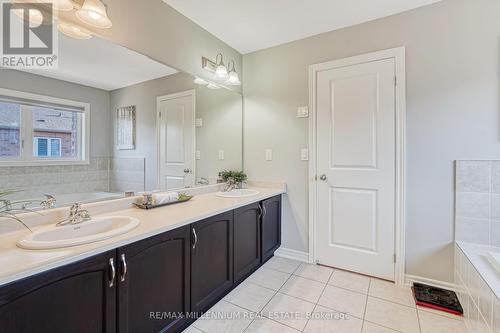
[226,60,241,86]
[214,53,229,81]
[76,0,112,29]
[12,7,45,26]
[58,21,92,39]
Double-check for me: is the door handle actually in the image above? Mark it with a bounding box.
[184,168,190,174]
[319,174,327,181]
[108,258,116,288]
[120,254,127,282]
[192,228,198,249]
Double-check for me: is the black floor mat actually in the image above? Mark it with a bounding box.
[412,283,463,315]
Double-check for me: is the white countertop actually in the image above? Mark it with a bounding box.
[456,241,500,300]
[0,187,285,287]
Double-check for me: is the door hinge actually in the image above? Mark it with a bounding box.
[393,254,397,263]
[394,76,397,87]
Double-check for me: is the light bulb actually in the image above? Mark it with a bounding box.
[76,0,112,28]
[227,71,241,86]
[215,64,228,81]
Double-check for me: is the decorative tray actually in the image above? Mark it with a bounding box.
[133,195,193,210]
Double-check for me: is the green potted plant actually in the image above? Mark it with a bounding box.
[218,170,248,189]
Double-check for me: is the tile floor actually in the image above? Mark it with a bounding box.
[183,257,468,333]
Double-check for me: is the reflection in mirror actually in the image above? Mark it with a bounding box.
[0,34,243,211]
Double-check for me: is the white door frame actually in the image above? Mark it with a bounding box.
[308,47,407,285]
[156,89,196,190]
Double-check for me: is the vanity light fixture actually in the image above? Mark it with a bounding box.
[226,60,241,86]
[214,53,229,81]
[76,0,112,29]
[202,54,241,86]
[58,21,92,39]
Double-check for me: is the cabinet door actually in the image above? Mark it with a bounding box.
[117,226,190,333]
[0,251,116,333]
[261,195,282,263]
[234,202,261,284]
[191,211,233,313]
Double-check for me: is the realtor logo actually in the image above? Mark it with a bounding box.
[1,1,58,68]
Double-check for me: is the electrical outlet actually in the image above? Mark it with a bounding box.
[195,118,203,127]
[195,150,201,160]
[301,148,309,161]
[297,106,309,118]
[265,149,273,161]
[218,150,225,160]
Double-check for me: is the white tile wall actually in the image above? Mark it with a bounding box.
[456,161,500,246]
[455,244,498,332]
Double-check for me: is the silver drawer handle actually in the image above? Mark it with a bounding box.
[120,254,127,282]
[258,205,263,219]
[108,258,116,288]
[192,228,198,249]
[263,205,267,218]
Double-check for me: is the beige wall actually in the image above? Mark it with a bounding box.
[111,72,195,190]
[243,0,500,282]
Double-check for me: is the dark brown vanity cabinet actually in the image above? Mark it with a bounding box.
[0,195,282,333]
[190,211,234,313]
[233,202,261,284]
[0,250,117,333]
[117,226,191,333]
[261,195,282,263]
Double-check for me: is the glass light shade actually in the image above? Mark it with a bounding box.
[76,0,112,28]
[193,77,208,85]
[58,22,92,39]
[226,71,241,85]
[38,0,74,11]
[207,83,220,90]
[214,64,229,81]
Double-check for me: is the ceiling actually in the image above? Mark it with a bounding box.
[163,0,441,54]
[24,34,177,91]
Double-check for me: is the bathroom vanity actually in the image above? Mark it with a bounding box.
[0,192,282,333]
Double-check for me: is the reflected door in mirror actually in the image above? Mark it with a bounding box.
[158,91,195,190]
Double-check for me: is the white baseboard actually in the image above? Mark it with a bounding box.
[274,247,310,263]
[405,274,457,291]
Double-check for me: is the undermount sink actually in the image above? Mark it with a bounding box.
[17,216,140,250]
[216,189,260,198]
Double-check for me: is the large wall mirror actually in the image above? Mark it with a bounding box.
[0,33,243,209]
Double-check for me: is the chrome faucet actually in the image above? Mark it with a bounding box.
[40,194,57,209]
[57,203,91,226]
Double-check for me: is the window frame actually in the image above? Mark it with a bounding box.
[0,88,90,166]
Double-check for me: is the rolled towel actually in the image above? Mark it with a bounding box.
[154,192,179,205]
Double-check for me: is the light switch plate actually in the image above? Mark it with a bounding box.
[301,148,309,161]
[297,106,309,118]
[218,150,225,160]
[265,149,273,161]
[195,150,201,160]
[195,118,203,127]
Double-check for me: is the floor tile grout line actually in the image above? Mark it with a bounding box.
[362,319,406,333]
[360,277,372,332]
[300,268,335,332]
[416,307,423,333]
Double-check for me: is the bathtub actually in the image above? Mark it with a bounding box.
[487,251,500,274]
[25,191,124,210]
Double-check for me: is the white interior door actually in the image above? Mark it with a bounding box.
[315,58,396,281]
[158,91,195,190]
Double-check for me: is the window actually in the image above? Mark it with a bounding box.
[0,89,90,166]
[33,137,61,157]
